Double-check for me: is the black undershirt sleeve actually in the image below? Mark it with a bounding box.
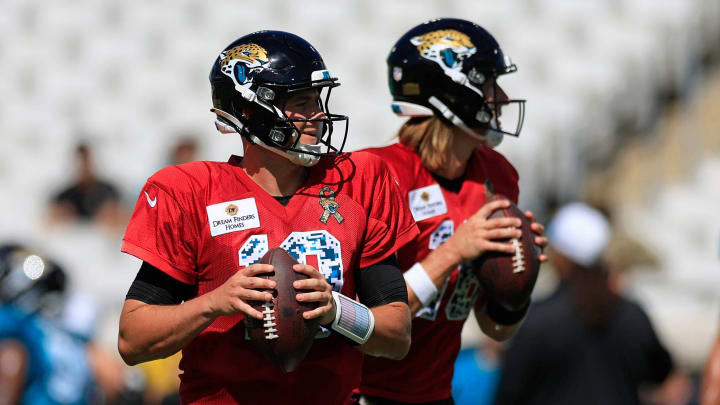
[355,255,408,308]
[125,262,194,305]
[127,256,406,308]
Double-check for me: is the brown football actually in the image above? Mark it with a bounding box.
[245,248,319,373]
[472,194,541,311]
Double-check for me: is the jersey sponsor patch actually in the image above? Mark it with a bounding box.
[206,198,260,237]
[408,184,448,222]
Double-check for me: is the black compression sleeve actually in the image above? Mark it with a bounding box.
[125,262,194,305]
[356,255,408,308]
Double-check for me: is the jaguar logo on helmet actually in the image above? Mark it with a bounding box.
[219,43,269,88]
[410,30,477,85]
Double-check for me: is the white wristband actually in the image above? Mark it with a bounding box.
[330,291,375,345]
[404,262,438,307]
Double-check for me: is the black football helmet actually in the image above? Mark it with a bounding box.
[387,18,525,147]
[0,244,67,317]
[209,30,349,166]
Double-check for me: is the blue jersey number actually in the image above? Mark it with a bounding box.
[237,230,344,292]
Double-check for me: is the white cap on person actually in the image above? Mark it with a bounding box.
[547,202,611,267]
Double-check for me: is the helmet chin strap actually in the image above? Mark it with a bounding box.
[211,107,322,166]
[427,96,504,148]
[482,118,504,148]
[249,135,322,167]
[211,108,246,134]
[457,120,504,148]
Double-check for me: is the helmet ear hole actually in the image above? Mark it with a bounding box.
[476,110,492,124]
[257,87,276,102]
[269,129,286,144]
[468,68,485,85]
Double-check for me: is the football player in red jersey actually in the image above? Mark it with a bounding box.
[117,31,418,405]
[358,19,548,404]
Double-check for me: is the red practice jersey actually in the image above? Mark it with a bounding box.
[122,152,418,405]
[359,142,519,403]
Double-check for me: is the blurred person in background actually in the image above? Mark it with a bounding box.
[702,331,720,405]
[0,244,95,405]
[48,142,126,230]
[494,202,677,405]
[136,353,181,405]
[166,137,199,166]
[451,338,503,405]
[118,30,417,405]
[701,231,720,405]
[0,244,147,405]
[358,18,547,405]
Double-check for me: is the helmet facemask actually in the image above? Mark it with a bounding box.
[414,69,526,148]
[257,82,349,167]
[466,66,526,147]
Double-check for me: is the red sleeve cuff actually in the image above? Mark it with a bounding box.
[121,240,197,285]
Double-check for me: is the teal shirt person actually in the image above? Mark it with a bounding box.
[452,346,502,405]
[0,305,94,405]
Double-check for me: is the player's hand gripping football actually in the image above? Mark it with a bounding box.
[523,210,548,262]
[292,264,335,326]
[449,198,523,261]
[205,263,276,320]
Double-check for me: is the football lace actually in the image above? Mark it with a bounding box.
[511,239,525,273]
[262,301,279,340]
